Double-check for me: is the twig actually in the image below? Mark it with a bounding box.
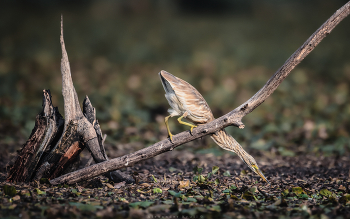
[50,2,350,185]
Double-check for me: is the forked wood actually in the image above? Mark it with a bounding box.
[50,2,350,185]
[32,17,134,183]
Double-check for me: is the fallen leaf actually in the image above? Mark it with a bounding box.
[179,180,190,189]
[3,185,16,197]
[114,181,126,189]
[106,183,114,189]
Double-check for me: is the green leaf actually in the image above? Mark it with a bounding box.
[71,188,81,196]
[153,188,162,194]
[198,167,203,174]
[230,195,240,200]
[139,201,155,208]
[192,175,198,182]
[69,202,103,211]
[212,166,219,175]
[223,170,231,176]
[250,186,257,194]
[198,175,206,184]
[282,189,289,196]
[193,166,203,174]
[119,197,127,202]
[129,201,154,208]
[339,194,350,204]
[298,193,309,199]
[208,205,221,212]
[230,185,237,190]
[292,187,303,195]
[186,197,197,202]
[214,179,220,185]
[3,185,16,197]
[151,175,157,183]
[34,188,46,195]
[168,167,177,172]
[222,189,231,194]
[320,189,332,197]
[162,200,174,205]
[242,191,254,200]
[181,208,198,216]
[168,190,182,198]
[207,172,213,179]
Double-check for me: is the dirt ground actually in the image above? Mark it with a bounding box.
[1,142,350,219]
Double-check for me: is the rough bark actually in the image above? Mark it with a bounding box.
[50,1,350,185]
[50,141,84,179]
[83,96,135,183]
[39,16,133,183]
[7,90,64,182]
[9,16,133,183]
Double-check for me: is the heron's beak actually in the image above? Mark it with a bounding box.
[252,164,270,184]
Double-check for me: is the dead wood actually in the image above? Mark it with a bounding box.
[36,16,133,183]
[83,96,135,183]
[9,16,133,183]
[50,2,350,185]
[7,90,64,182]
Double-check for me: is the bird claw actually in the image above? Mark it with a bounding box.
[168,134,174,143]
[190,125,197,135]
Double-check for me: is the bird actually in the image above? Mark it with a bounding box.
[159,70,269,183]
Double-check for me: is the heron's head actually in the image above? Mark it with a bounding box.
[239,152,269,183]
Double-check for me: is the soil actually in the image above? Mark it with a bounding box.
[1,144,350,219]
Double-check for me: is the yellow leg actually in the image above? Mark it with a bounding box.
[177,114,197,134]
[164,115,174,142]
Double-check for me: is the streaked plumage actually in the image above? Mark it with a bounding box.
[159,70,214,124]
[159,70,269,183]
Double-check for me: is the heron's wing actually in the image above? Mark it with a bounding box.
[160,70,214,124]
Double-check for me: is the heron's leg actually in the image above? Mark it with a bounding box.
[177,114,197,134]
[164,115,174,142]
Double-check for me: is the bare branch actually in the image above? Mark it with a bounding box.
[230,2,350,123]
[50,2,350,185]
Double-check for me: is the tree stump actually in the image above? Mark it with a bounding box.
[7,17,134,184]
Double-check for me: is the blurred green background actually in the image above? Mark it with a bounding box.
[1,0,350,158]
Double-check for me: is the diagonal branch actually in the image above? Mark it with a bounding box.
[50,2,350,185]
[231,2,350,122]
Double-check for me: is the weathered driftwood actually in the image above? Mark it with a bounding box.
[7,90,64,182]
[8,17,134,183]
[35,17,134,183]
[50,2,350,185]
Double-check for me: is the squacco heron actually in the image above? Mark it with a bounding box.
[159,70,269,183]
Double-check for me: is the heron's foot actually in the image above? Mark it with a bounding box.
[168,133,174,142]
[189,125,197,135]
[177,115,197,135]
[164,115,174,143]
